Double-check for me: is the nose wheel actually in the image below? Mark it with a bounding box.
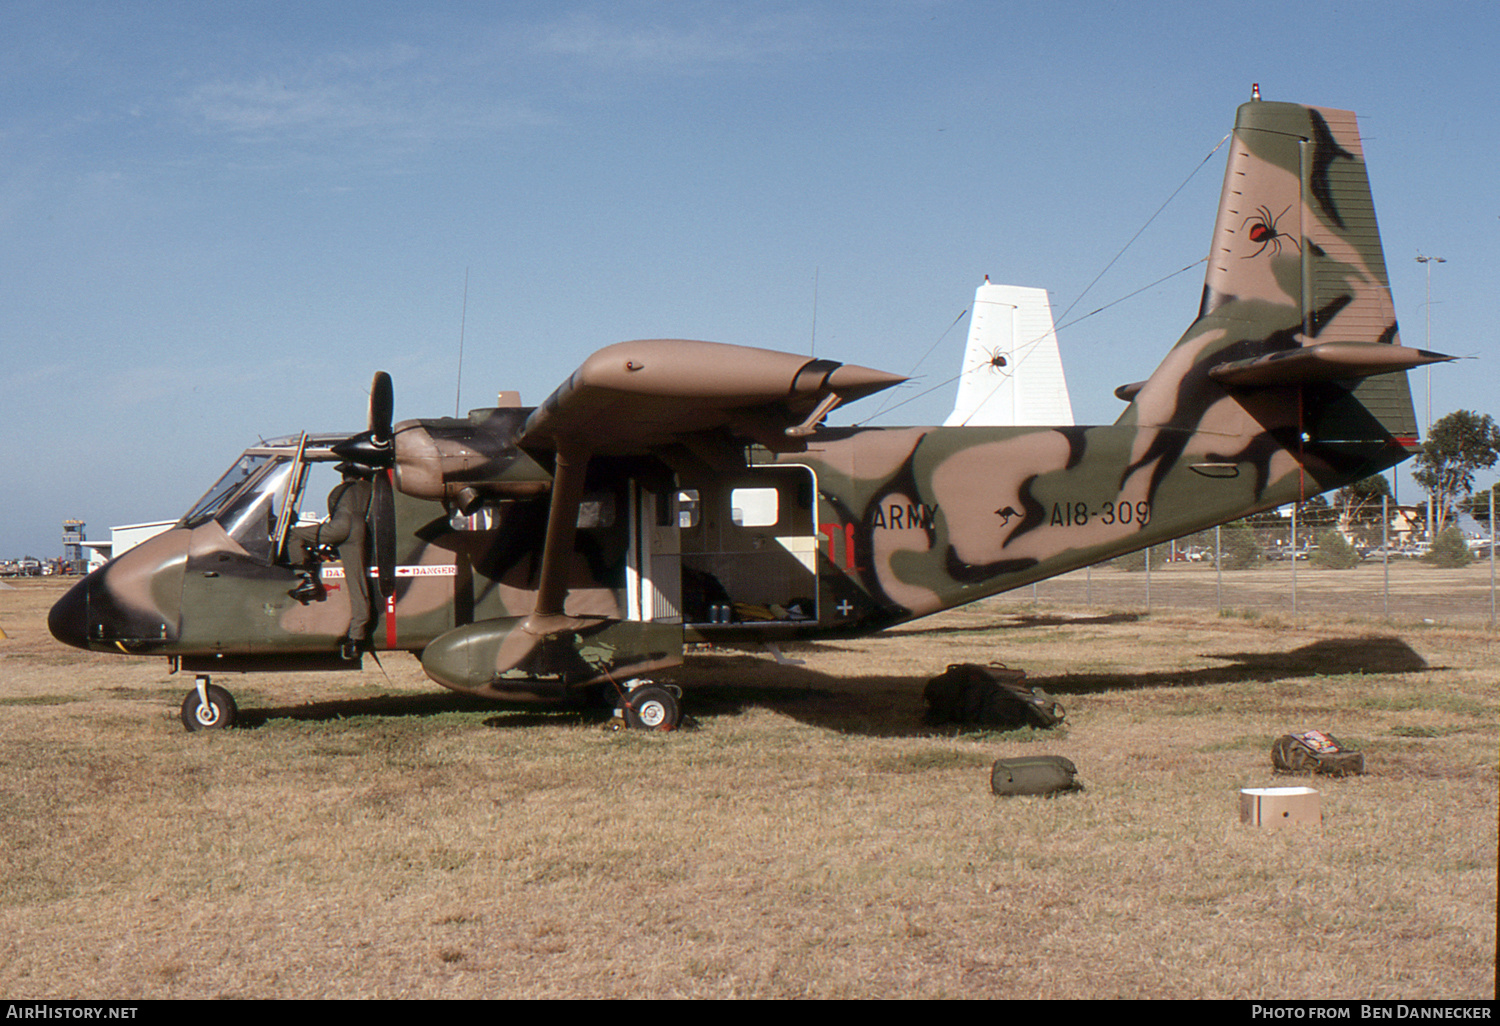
[181,676,237,731]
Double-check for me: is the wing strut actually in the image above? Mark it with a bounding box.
[524,439,590,635]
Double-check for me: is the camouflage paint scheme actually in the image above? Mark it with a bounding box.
[50,99,1450,708]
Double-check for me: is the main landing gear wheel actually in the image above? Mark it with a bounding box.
[181,678,237,732]
[624,683,682,732]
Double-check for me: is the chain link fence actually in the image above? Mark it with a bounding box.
[1005,499,1500,629]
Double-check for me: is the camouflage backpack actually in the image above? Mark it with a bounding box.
[924,663,1065,729]
[1272,730,1365,776]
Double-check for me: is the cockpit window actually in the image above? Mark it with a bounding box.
[216,461,294,557]
[182,454,275,528]
[180,446,345,562]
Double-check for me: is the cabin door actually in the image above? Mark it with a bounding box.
[678,465,819,627]
[625,482,683,624]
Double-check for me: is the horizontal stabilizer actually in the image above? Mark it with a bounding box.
[1208,342,1455,388]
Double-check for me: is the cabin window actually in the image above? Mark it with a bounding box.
[577,493,616,529]
[675,490,700,529]
[730,487,779,528]
[448,508,495,531]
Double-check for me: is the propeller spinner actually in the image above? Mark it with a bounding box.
[328,371,398,599]
[330,371,394,471]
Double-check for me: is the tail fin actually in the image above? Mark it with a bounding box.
[945,280,1074,427]
[1201,101,1398,344]
[1122,99,1450,455]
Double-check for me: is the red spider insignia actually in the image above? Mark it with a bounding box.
[1240,204,1300,258]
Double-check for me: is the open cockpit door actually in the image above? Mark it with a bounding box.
[271,432,310,564]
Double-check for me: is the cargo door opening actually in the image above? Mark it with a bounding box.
[677,465,818,628]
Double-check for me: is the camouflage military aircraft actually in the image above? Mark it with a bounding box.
[50,95,1452,733]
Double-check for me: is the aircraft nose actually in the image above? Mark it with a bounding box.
[48,575,92,650]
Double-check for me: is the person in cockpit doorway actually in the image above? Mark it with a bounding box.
[286,463,375,660]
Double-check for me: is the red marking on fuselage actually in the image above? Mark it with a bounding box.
[818,522,862,571]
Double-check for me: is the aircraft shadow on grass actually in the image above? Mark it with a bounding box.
[232,632,1430,739]
[886,612,1145,635]
[665,634,1434,736]
[1024,635,1433,696]
[234,693,576,731]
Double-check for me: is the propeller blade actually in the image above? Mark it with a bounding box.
[371,470,397,598]
[331,371,396,470]
[369,371,393,444]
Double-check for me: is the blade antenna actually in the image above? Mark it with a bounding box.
[455,267,469,418]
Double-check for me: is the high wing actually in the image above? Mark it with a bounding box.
[514,338,903,625]
[517,338,906,454]
[389,338,906,695]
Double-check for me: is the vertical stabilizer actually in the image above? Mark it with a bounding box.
[1199,101,1400,347]
[946,281,1074,427]
[1121,99,1426,448]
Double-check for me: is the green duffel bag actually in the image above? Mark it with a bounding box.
[990,755,1084,797]
[925,663,1066,729]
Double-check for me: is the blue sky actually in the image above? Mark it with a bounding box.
[3,0,1495,558]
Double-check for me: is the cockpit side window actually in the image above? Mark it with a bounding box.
[180,452,300,563]
[218,461,294,560]
[182,454,274,528]
[180,443,349,563]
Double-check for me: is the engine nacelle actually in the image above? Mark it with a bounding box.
[393,408,552,510]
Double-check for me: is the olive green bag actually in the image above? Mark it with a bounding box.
[925,663,1066,728]
[990,755,1083,797]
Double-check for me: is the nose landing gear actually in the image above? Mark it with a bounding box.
[180,676,237,731]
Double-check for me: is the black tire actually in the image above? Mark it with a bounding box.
[181,684,237,732]
[624,684,680,732]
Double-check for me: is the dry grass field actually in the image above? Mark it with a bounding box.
[0,572,1494,999]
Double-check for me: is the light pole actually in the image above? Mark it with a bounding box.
[1416,253,1445,541]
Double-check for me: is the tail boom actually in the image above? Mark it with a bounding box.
[788,97,1446,628]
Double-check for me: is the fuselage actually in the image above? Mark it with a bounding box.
[50,396,1410,686]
